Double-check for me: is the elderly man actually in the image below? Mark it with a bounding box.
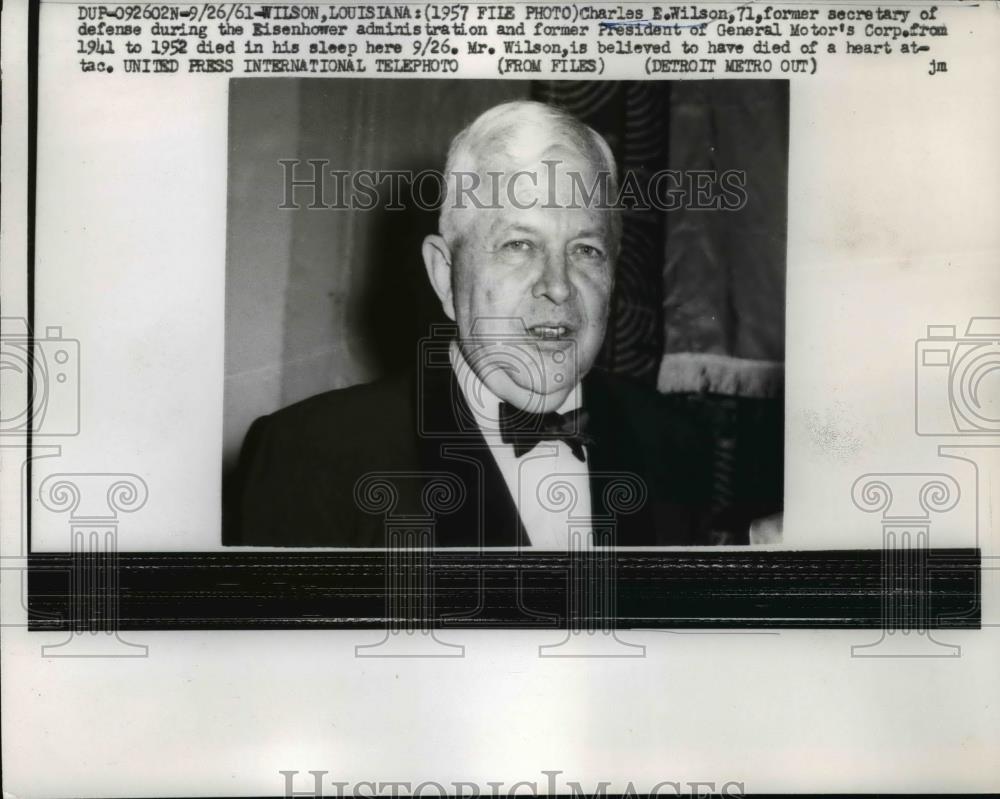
[231,100,714,547]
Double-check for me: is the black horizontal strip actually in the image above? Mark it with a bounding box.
[27,548,980,630]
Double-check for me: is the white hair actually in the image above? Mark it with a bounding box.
[438,100,621,253]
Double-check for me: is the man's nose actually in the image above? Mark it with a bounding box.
[533,250,572,304]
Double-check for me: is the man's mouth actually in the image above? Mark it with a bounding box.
[529,324,572,340]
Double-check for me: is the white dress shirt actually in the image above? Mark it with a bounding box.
[450,341,593,549]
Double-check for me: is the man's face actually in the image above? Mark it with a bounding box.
[439,153,616,413]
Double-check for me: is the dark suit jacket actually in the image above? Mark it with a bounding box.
[225,358,717,547]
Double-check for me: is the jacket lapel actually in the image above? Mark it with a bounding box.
[413,360,528,547]
[583,369,658,546]
[410,356,696,547]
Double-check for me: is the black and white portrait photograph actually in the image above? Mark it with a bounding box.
[222,79,788,548]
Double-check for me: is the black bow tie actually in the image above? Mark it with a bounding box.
[498,402,593,462]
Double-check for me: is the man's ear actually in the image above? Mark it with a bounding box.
[422,234,456,321]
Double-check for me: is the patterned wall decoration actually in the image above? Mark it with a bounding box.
[532,80,788,395]
[533,81,788,539]
[532,81,668,385]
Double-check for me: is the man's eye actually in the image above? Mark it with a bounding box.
[574,244,605,258]
[503,240,533,252]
